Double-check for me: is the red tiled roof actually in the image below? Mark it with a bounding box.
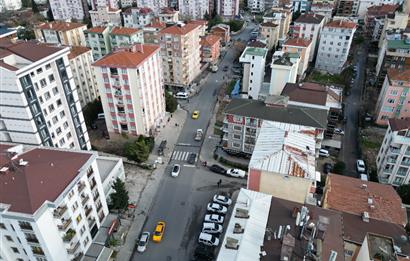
[1,40,65,62]
[324,174,407,226]
[281,82,327,105]
[36,21,86,31]
[160,7,177,14]
[388,68,410,82]
[111,27,140,36]
[139,7,153,14]
[68,46,91,59]
[190,20,208,26]
[159,23,200,35]
[86,26,107,34]
[146,21,166,29]
[0,144,92,214]
[200,34,220,47]
[248,40,266,48]
[260,22,278,27]
[367,4,398,16]
[389,117,410,131]
[93,44,159,68]
[283,38,312,47]
[326,20,357,29]
[295,13,325,24]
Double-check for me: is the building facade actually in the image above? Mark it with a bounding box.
[0,41,91,150]
[178,0,209,19]
[35,22,88,47]
[263,8,292,43]
[200,34,221,64]
[259,22,279,50]
[365,4,399,42]
[89,6,122,27]
[85,26,112,61]
[269,52,300,95]
[216,0,239,20]
[93,44,166,136]
[158,7,179,23]
[123,7,155,28]
[377,118,410,186]
[0,0,22,11]
[315,20,356,74]
[135,0,168,14]
[143,21,166,44]
[110,27,144,49]
[159,22,202,89]
[210,24,231,45]
[282,38,312,79]
[68,46,99,108]
[311,3,334,22]
[335,0,359,16]
[49,0,89,21]
[239,47,268,100]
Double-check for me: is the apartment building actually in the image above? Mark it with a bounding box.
[292,13,325,61]
[143,20,166,44]
[311,3,334,22]
[123,7,155,28]
[159,22,202,89]
[365,4,399,42]
[222,97,327,154]
[190,20,208,37]
[200,34,221,64]
[262,8,292,43]
[259,22,279,50]
[375,69,410,125]
[210,24,231,45]
[239,47,268,100]
[178,0,209,19]
[216,0,240,20]
[315,20,357,74]
[93,44,166,136]
[49,0,89,21]
[68,46,99,108]
[378,12,409,48]
[282,37,312,79]
[292,0,311,13]
[357,0,400,18]
[269,52,300,95]
[377,118,410,186]
[110,27,144,49]
[0,143,124,261]
[35,22,88,47]
[91,0,120,9]
[135,0,168,13]
[85,26,112,61]
[89,6,122,27]
[336,0,359,16]
[0,40,91,150]
[0,0,22,11]
[158,7,179,23]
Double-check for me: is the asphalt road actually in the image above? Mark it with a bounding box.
[340,43,368,177]
[131,23,254,261]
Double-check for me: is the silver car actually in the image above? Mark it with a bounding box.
[137,232,150,253]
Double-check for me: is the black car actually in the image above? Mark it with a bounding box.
[193,245,215,260]
[223,65,229,72]
[323,163,332,174]
[187,153,196,164]
[209,164,227,174]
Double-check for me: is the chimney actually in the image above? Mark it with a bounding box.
[361,184,367,189]
[131,44,144,53]
[362,211,369,222]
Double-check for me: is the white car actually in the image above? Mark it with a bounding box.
[136,232,150,253]
[213,195,232,206]
[356,160,366,173]
[204,214,224,224]
[198,232,220,247]
[319,149,330,157]
[207,203,227,214]
[334,128,345,135]
[171,164,180,177]
[226,168,246,178]
[202,222,223,234]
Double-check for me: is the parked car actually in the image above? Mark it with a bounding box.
[213,195,232,206]
[356,159,366,173]
[187,153,196,164]
[226,168,246,178]
[137,232,150,253]
[194,245,215,260]
[198,232,220,247]
[175,92,188,99]
[323,163,333,174]
[209,164,227,175]
[152,222,166,242]
[319,149,330,157]
[207,203,228,214]
[171,164,180,177]
[202,222,223,234]
[334,128,344,135]
[204,214,224,224]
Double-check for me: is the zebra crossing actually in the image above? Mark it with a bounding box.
[171,150,196,162]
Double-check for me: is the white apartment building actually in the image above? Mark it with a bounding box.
[0,41,91,150]
[91,0,119,9]
[315,20,356,74]
[216,0,239,19]
[93,44,166,136]
[85,26,112,61]
[377,118,410,186]
[158,7,179,23]
[0,0,22,11]
[239,46,268,100]
[110,27,144,48]
[34,21,88,47]
[178,0,209,19]
[159,22,202,89]
[357,0,401,18]
[89,6,122,27]
[282,38,312,79]
[292,13,325,61]
[136,0,168,14]
[292,0,311,13]
[49,0,89,21]
[120,0,136,7]
[310,3,333,22]
[269,51,300,95]
[0,143,124,261]
[68,46,99,108]
[123,7,155,28]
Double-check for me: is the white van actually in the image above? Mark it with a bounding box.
[198,232,219,247]
[202,222,223,234]
[175,92,188,99]
[97,113,105,120]
[319,149,330,157]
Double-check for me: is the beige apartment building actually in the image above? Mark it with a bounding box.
[35,21,88,46]
[259,22,279,50]
[158,22,202,89]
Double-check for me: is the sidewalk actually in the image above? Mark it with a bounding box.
[115,108,187,261]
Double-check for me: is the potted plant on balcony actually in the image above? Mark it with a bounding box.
[63,229,76,242]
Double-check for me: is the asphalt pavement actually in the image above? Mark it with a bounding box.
[131,24,254,261]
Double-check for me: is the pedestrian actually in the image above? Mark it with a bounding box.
[171,114,173,118]
[217,179,222,188]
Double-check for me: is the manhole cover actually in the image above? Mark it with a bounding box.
[181,201,185,206]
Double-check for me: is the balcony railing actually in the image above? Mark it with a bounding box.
[53,205,68,218]
[383,168,393,174]
[85,207,92,217]
[96,204,102,213]
[88,218,96,228]
[389,147,401,154]
[26,237,40,244]
[67,241,80,254]
[81,195,90,205]
[77,182,85,193]
[20,224,34,231]
[58,219,72,231]
[94,193,100,201]
[387,158,397,164]
[402,161,410,166]
[63,229,76,243]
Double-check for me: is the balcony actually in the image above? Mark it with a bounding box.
[387,158,397,164]
[406,149,410,156]
[32,249,45,257]
[88,218,96,228]
[90,181,97,190]
[96,204,102,213]
[389,147,401,154]
[63,229,76,243]
[81,195,90,205]
[58,219,72,231]
[85,207,92,217]
[26,237,40,245]
[223,133,228,141]
[402,161,410,166]
[20,224,34,232]
[87,168,94,178]
[77,182,85,193]
[94,193,100,201]
[67,241,80,254]
[383,168,393,174]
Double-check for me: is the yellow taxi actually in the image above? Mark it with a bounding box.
[152,221,166,242]
[192,110,200,119]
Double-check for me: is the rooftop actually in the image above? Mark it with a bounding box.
[224,98,328,129]
[0,25,17,38]
[159,22,200,35]
[86,26,108,34]
[160,7,177,14]
[110,27,140,36]
[93,44,159,68]
[367,4,398,16]
[323,174,407,226]
[200,34,220,47]
[282,82,327,106]
[247,40,267,48]
[283,37,312,47]
[260,22,278,27]
[242,46,268,57]
[36,21,86,31]
[68,46,91,59]
[389,117,410,131]
[295,13,325,24]
[325,20,357,29]
[388,68,410,82]
[387,39,410,50]
[145,21,166,29]
[249,121,317,180]
[0,144,93,214]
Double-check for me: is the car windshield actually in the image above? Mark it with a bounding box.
[173,166,179,172]
[154,230,161,236]
[138,239,146,246]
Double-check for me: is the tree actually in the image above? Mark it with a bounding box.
[397,184,410,205]
[21,0,32,8]
[165,91,177,113]
[225,20,244,32]
[110,178,129,211]
[124,137,150,162]
[31,0,39,13]
[82,99,103,125]
[46,6,54,21]
[83,16,92,28]
[333,161,346,175]
[17,28,36,40]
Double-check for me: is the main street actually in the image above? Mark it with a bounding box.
[131,23,255,261]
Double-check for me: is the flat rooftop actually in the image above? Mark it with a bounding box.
[242,47,268,57]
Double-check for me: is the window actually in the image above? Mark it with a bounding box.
[48,74,55,82]
[67,132,72,139]
[40,79,47,87]
[84,236,89,246]
[233,134,241,140]
[232,142,241,148]
[52,116,58,124]
[0,223,5,229]
[5,235,13,241]
[48,104,55,112]
[52,87,58,95]
[36,68,43,74]
[80,225,86,236]
[121,68,127,74]
[11,247,19,253]
[44,92,51,100]
[233,125,242,131]
[387,99,395,103]
[76,214,82,224]
[56,99,62,107]
[56,127,62,135]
